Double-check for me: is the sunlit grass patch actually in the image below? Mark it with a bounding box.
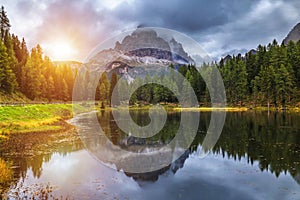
[173,107,249,112]
[0,104,88,139]
[0,158,12,184]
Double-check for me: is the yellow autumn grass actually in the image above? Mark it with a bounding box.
[0,116,61,135]
[0,104,91,140]
[0,158,12,184]
[111,105,249,112]
[173,107,249,112]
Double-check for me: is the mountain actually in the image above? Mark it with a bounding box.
[283,23,300,45]
[114,29,171,53]
[87,29,195,71]
[84,28,198,82]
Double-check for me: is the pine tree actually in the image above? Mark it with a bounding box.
[275,64,294,108]
[39,74,47,99]
[0,41,9,91]
[11,35,28,87]
[234,59,248,105]
[141,74,153,102]
[0,6,10,41]
[73,68,85,101]
[3,32,18,92]
[210,64,225,104]
[259,65,276,109]
[23,47,43,99]
[117,78,129,104]
[47,75,55,101]
[251,76,260,107]
[0,41,17,93]
[110,72,119,106]
[287,41,300,88]
[220,59,234,103]
[17,38,29,92]
[98,73,110,103]
[181,78,193,106]
[245,51,258,94]
[62,78,69,101]
[129,77,145,104]
[61,64,74,100]
[255,45,268,73]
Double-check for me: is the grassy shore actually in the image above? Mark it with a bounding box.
[102,104,249,112]
[0,158,12,185]
[172,107,248,112]
[1,102,299,141]
[106,103,300,112]
[0,104,87,140]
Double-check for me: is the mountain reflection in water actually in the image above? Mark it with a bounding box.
[1,111,300,199]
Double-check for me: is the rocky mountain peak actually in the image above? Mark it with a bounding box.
[114,29,171,52]
[169,37,193,63]
[113,29,194,64]
[283,23,300,45]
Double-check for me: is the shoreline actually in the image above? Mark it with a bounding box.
[1,103,300,141]
[99,105,300,112]
[0,104,88,141]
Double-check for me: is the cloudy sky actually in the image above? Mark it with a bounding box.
[1,0,300,61]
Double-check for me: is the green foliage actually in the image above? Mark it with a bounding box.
[0,6,75,102]
[0,5,10,41]
[275,64,294,107]
[0,104,88,137]
[96,72,110,103]
[0,41,17,93]
[110,72,119,106]
[254,65,276,106]
[2,5,300,108]
[219,39,300,107]
[220,56,248,104]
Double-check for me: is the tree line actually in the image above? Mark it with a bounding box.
[219,39,300,108]
[104,38,300,108]
[87,38,300,108]
[75,64,206,107]
[0,6,74,101]
[2,4,300,107]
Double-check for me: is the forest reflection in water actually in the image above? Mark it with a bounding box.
[96,110,300,182]
[1,110,300,199]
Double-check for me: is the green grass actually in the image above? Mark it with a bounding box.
[0,91,30,104]
[0,104,88,140]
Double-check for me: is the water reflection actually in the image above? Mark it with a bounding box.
[210,112,300,178]
[1,111,300,199]
[95,111,300,182]
[0,128,83,194]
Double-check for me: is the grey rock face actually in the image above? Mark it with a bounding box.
[115,29,171,52]
[283,23,300,45]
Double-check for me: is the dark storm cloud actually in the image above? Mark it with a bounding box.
[112,0,260,33]
[3,0,300,60]
[110,0,300,58]
[198,0,300,58]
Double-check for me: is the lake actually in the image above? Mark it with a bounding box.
[1,111,300,200]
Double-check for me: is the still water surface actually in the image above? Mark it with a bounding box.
[1,111,300,199]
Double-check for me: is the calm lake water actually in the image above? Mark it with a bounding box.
[1,111,300,199]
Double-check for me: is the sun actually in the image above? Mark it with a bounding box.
[42,39,78,61]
